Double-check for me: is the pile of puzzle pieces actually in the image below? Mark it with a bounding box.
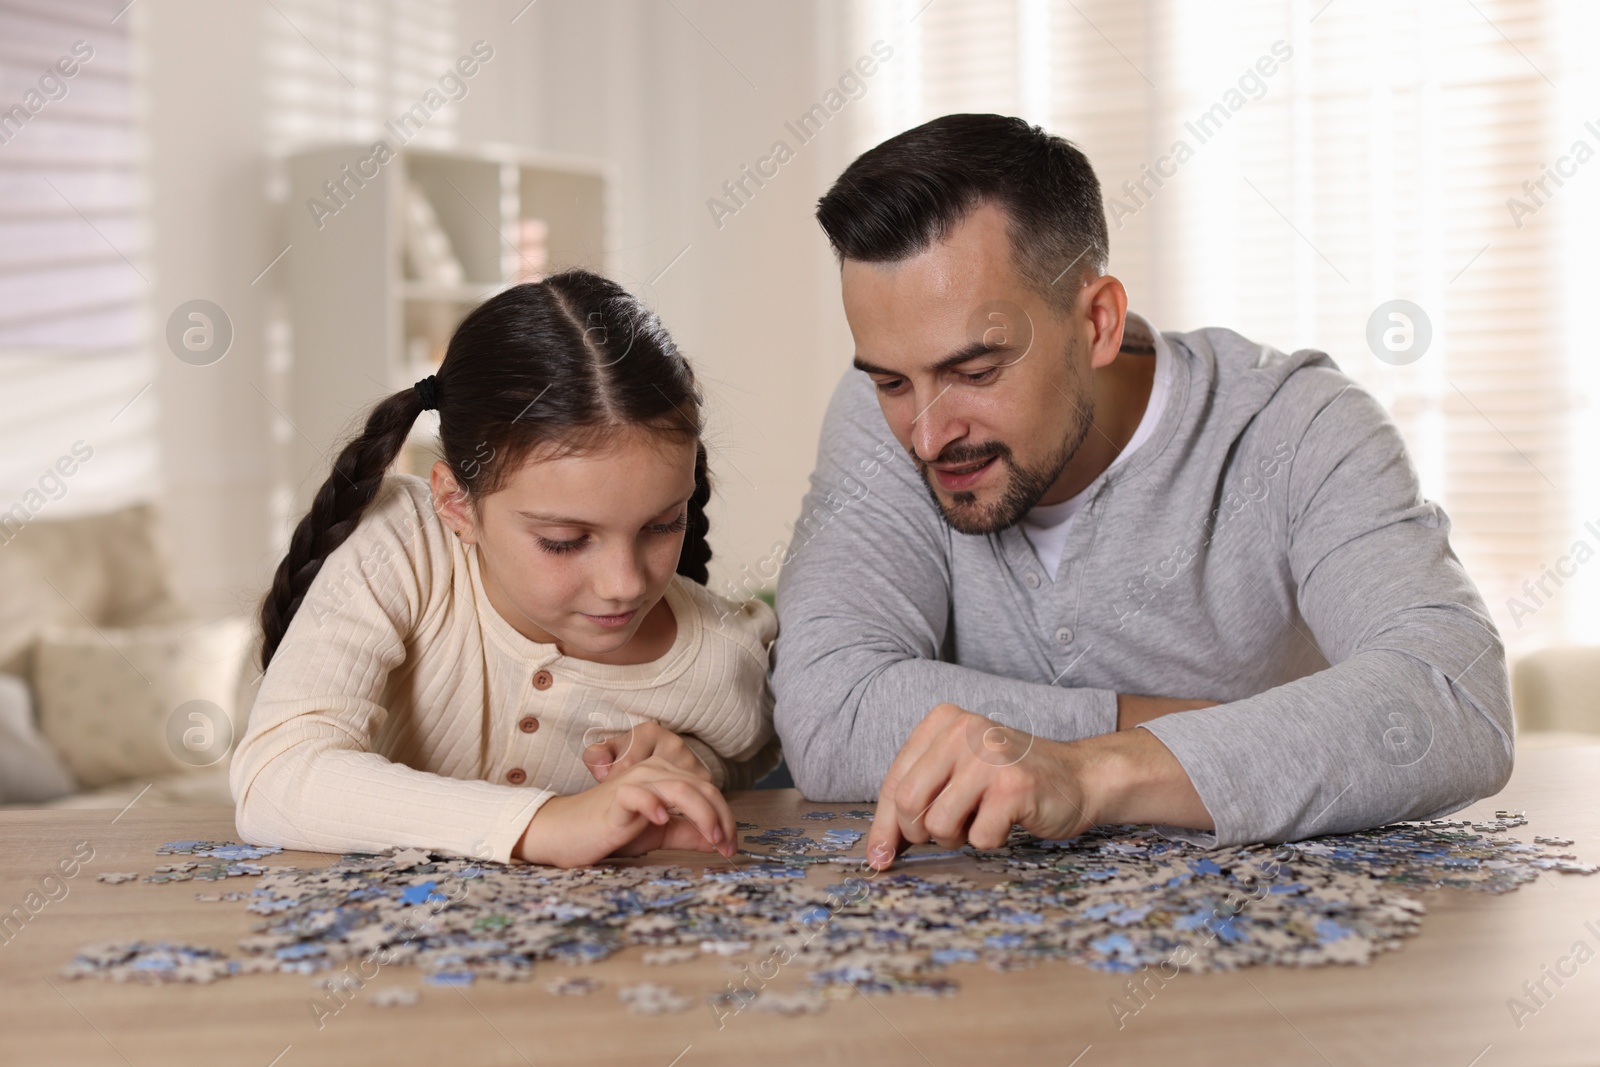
[62,810,1595,1015]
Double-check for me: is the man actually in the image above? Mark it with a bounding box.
[771,114,1512,870]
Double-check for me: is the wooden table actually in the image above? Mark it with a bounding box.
[2,746,1598,1067]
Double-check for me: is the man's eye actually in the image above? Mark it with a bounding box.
[873,378,908,396]
[960,366,999,385]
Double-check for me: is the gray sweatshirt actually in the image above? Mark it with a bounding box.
[770,317,1514,847]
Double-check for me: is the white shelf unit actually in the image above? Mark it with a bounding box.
[285,144,615,503]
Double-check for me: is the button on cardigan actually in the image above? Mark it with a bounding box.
[232,475,778,863]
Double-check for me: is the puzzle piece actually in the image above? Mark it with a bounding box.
[741,824,863,858]
[157,841,282,860]
[389,848,434,870]
[60,942,238,984]
[547,975,603,996]
[57,821,1596,1015]
[749,988,829,1015]
[619,982,694,1015]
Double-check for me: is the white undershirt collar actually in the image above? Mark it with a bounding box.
[1019,312,1172,580]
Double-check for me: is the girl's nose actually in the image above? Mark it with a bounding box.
[593,550,649,605]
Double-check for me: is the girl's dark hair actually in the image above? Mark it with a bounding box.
[815,113,1108,310]
[259,268,711,669]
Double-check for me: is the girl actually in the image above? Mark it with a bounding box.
[232,270,778,868]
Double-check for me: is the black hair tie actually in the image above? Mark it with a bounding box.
[413,375,440,410]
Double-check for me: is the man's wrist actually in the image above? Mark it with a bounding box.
[1060,728,1214,831]
[1058,731,1132,827]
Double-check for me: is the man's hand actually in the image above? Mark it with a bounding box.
[583,722,711,783]
[866,703,1098,869]
[866,702,1217,869]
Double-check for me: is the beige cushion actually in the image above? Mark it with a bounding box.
[34,617,252,789]
[0,504,185,682]
[1511,646,1600,734]
[37,767,235,810]
[0,673,76,802]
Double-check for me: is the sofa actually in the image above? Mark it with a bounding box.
[0,504,254,810]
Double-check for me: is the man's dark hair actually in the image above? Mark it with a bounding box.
[815,114,1108,310]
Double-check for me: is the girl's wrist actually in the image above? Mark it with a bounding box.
[514,793,570,865]
[678,735,726,788]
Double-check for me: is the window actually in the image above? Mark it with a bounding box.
[262,0,460,158]
[849,0,1598,652]
[0,0,157,519]
[257,0,460,541]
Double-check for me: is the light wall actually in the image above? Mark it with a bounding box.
[140,0,278,620]
[138,0,859,617]
[455,0,859,603]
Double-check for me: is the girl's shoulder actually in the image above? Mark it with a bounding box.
[273,473,457,651]
[673,578,777,661]
[334,473,457,589]
[370,472,440,524]
[359,474,447,546]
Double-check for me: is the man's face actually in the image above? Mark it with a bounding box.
[841,202,1096,535]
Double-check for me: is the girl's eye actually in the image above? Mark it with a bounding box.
[535,535,587,555]
[649,513,689,536]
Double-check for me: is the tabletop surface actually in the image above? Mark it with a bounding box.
[2,746,1598,1067]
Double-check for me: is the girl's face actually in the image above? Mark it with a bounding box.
[431,428,698,660]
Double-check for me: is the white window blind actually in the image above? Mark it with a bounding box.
[0,0,158,519]
[848,0,1598,652]
[262,0,460,159]
[256,0,458,541]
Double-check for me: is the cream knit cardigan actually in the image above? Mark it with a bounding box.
[231,475,778,863]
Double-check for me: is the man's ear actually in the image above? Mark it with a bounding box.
[429,460,478,543]
[1081,275,1130,371]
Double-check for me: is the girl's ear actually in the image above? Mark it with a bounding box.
[430,460,479,543]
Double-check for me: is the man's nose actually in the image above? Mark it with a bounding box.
[911,388,963,463]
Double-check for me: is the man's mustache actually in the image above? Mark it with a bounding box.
[918,441,1012,470]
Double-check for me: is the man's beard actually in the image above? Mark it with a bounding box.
[917,393,1095,536]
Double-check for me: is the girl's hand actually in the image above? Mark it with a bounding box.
[515,755,736,868]
[583,721,710,782]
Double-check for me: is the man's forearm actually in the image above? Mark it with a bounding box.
[1115,694,1219,730]
[1139,646,1513,846]
[1073,727,1215,830]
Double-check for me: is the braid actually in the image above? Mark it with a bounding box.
[258,388,422,669]
[256,273,713,664]
[675,441,713,585]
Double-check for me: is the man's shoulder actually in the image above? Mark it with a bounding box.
[824,365,891,437]
[1168,325,1384,441]
[1170,323,1336,391]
